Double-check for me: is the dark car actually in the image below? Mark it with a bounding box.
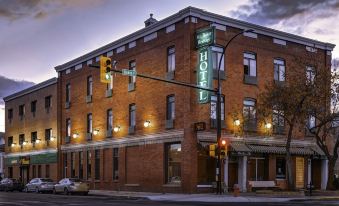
[0,178,23,192]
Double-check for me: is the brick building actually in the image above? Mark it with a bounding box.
[3,7,336,193]
[4,78,58,184]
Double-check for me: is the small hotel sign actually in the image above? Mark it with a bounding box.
[195,27,215,49]
[197,47,212,104]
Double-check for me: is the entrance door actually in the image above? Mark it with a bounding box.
[20,166,29,185]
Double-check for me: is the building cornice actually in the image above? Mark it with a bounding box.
[3,77,57,102]
[54,6,335,73]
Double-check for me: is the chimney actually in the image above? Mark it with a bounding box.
[144,13,158,27]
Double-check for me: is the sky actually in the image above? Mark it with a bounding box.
[0,0,339,132]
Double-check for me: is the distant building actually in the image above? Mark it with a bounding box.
[0,132,4,178]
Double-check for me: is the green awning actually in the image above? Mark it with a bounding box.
[30,153,57,164]
[5,156,20,166]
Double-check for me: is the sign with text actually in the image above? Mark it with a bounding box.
[197,47,212,104]
[122,69,137,76]
[195,27,215,49]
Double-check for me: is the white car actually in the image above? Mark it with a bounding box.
[53,178,89,195]
[24,178,55,193]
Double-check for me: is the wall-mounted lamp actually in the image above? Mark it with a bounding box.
[234,119,241,126]
[93,129,100,136]
[72,133,79,139]
[265,123,272,129]
[35,139,41,144]
[144,120,151,128]
[22,141,28,146]
[113,126,121,133]
[50,136,56,141]
[11,143,17,147]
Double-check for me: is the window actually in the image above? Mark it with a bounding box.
[87,150,91,179]
[129,104,136,127]
[165,143,181,184]
[306,66,315,84]
[79,152,83,179]
[274,59,285,82]
[129,60,136,84]
[210,95,225,121]
[273,109,285,134]
[31,101,37,115]
[19,104,25,118]
[19,134,25,146]
[45,96,52,109]
[249,156,269,181]
[113,148,119,180]
[87,113,93,134]
[71,152,75,178]
[307,115,316,131]
[66,119,71,137]
[95,150,100,180]
[45,128,52,141]
[197,143,216,184]
[8,167,13,178]
[243,52,257,84]
[167,47,175,72]
[107,109,113,131]
[33,165,36,178]
[38,165,41,177]
[276,158,286,179]
[7,136,13,147]
[7,109,13,121]
[31,132,37,144]
[166,95,175,120]
[45,165,50,178]
[66,83,71,103]
[211,46,225,72]
[63,153,67,178]
[87,76,93,96]
[243,98,257,131]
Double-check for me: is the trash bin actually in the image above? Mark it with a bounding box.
[233,184,240,197]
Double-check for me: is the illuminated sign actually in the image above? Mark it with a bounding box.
[197,47,212,104]
[195,27,215,49]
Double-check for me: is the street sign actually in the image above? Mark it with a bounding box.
[195,27,215,49]
[122,69,137,76]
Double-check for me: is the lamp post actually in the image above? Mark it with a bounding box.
[216,29,254,194]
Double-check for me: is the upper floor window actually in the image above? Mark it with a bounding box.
[8,108,13,121]
[306,66,315,84]
[87,76,93,96]
[45,128,52,141]
[210,95,225,120]
[19,134,25,146]
[31,101,37,114]
[31,131,37,144]
[243,98,257,131]
[211,46,224,71]
[87,113,93,134]
[243,53,257,84]
[166,95,175,120]
[274,59,285,82]
[307,115,316,129]
[273,108,285,134]
[129,104,136,127]
[66,118,71,137]
[107,109,113,131]
[19,104,25,118]
[129,60,136,84]
[167,46,175,72]
[66,83,71,103]
[7,136,13,147]
[45,96,52,109]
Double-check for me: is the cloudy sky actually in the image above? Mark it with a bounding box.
[0,0,339,132]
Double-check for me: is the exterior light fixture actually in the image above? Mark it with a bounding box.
[35,139,41,144]
[11,143,16,147]
[265,123,272,129]
[234,119,240,126]
[72,133,79,139]
[93,129,100,136]
[113,126,120,133]
[50,136,56,141]
[144,120,151,128]
[22,141,28,146]
[221,139,227,145]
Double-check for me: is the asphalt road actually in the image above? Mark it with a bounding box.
[0,192,338,206]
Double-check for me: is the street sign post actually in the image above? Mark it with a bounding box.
[122,69,137,76]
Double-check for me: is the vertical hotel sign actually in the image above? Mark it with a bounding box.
[195,27,215,104]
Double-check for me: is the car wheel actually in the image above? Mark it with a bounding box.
[35,187,40,193]
[63,188,69,195]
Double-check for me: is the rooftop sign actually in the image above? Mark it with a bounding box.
[195,27,215,49]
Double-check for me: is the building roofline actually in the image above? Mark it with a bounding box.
[3,77,57,102]
[54,6,336,72]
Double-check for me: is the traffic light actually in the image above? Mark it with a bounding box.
[220,139,227,158]
[100,56,112,83]
[209,144,216,157]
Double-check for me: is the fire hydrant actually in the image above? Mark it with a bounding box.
[233,184,240,197]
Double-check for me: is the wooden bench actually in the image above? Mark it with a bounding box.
[248,181,279,191]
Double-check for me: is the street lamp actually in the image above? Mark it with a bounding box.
[215,29,254,194]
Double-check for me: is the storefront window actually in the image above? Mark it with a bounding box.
[197,143,216,184]
[276,158,286,179]
[165,143,181,184]
[249,156,269,181]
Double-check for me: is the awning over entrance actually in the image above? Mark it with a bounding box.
[246,144,314,155]
[230,142,251,153]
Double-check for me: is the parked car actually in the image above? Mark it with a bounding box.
[0,178,23,192]
[53,178,89,195]
[24,178,55,193]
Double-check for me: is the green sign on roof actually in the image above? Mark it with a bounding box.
[195,27,215,49]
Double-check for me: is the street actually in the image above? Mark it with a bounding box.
[0,192,338,206]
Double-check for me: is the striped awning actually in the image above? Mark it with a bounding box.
[230,142,251,152]
[247,144,314,155]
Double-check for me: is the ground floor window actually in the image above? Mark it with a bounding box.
[45,165,50,178]
[113,148,119,180]
[87,151,91,179]
[276,157,286,179]
[8,167,13,178]
[32,165,36,178]
[79,151,83,180]
[63,153,67,178]
[165,143,181,184]
[249,155,269,181]
[197,143,216,184]
[95,150,100,180]
[71,152,75,178]
[38,165,41,177]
